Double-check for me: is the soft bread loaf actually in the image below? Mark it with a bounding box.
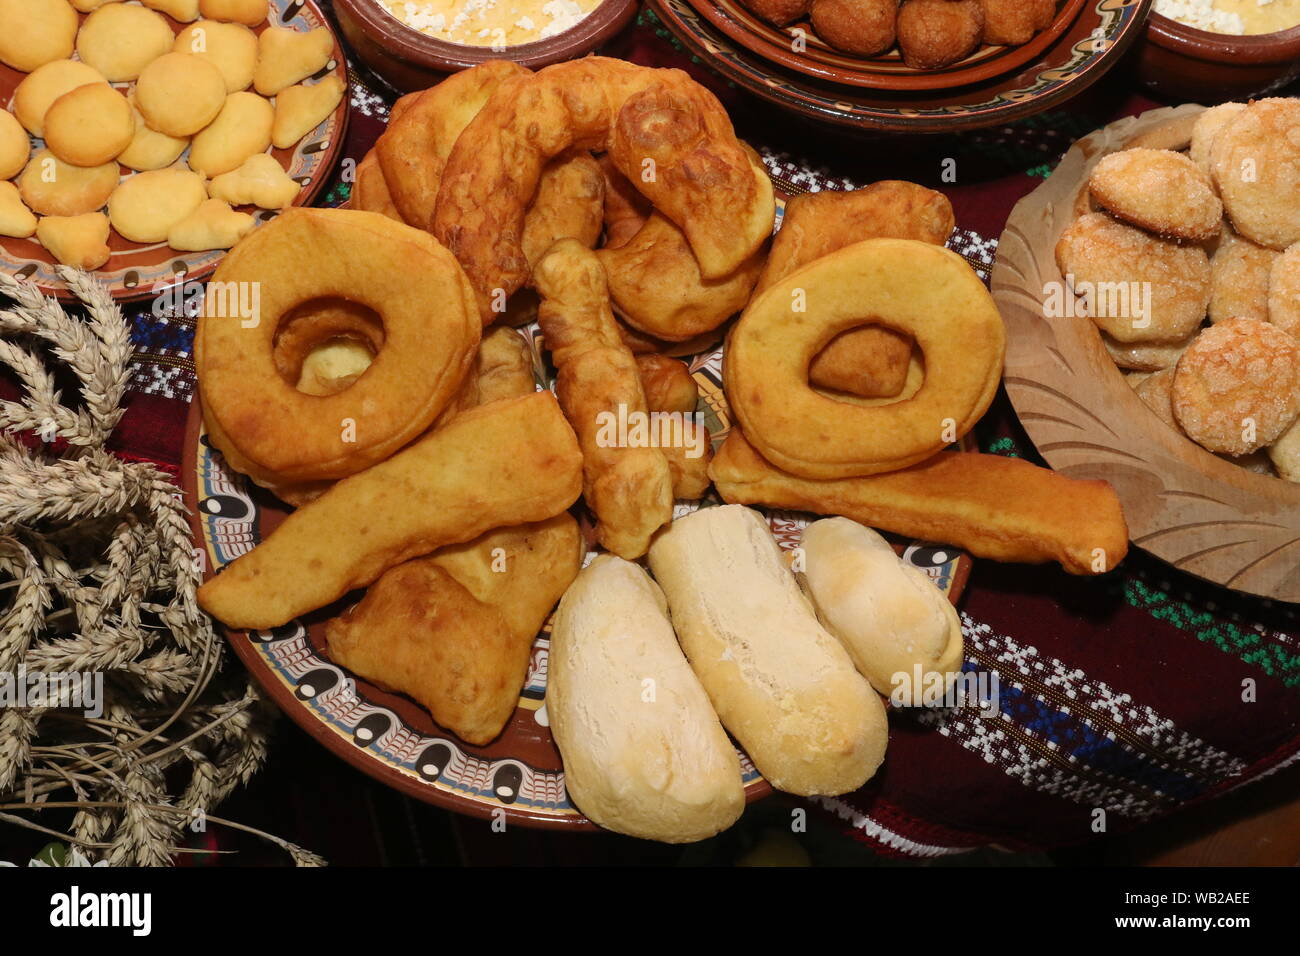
[800,517,963,704]
[646,505,887,796]
[547,555,745,843]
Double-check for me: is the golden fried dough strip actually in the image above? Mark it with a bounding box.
[597,152,651,250]
[711,428,1128,575]
[636,353,698,414]
[535,239,673,557]
[198,391,584,629]
[434,57,774,321]
[757,182,955,399]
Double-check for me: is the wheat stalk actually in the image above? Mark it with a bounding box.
[0,271,320,867]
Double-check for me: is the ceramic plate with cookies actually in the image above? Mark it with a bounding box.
[994,101,1300,603]
[0,0,349,302]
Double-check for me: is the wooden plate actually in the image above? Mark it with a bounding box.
[182,192,975,830]
[687,0,1085,91]
[993,104,1300,604]
[0,0,349,302]
[648,0,1152,133]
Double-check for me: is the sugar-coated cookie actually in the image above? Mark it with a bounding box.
[118,99,191,172]
[189,92,273,177]
[18,149,120,217]
[1055,212,1211,345]
[1088,148,1222,242]
[1211,98,1300,251]
[1172,317,1300,456]
[44,84,134,168]
[142,0,200,21]
[13,60,109,138]
[109,167,208,243]
[136,53,228,137]
[167,198,255,251]
[199,0,268,26]
[0,181,38,239]
[1268,243,1300,341]
[253,27,334,96]
[36,213,112,270]
[174,20,258,93]
[0,0,77,73]
[1102,331,1192,372]
[271,74,345,149]
[1208,229,1277,325]
[207,152,300,209]
[0,110,30,182]
[1189,102,1245,174]
[76,3,175,82]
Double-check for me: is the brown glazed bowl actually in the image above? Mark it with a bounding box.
[1134,13,1300,102]
[333,0,638,90]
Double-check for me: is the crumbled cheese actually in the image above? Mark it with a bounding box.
[540,0,585,37]
[376,0,597,46]
[1155,0,1246,33]
[515,15,535,29]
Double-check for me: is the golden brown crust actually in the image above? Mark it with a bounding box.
[896,0,984,70]
[1171,316,1300,455]
[1211,98,1300,251]
[521,150,605,271]
[710,428,1129,575]
[810,0,898,56]
[1087,148,1222,242]
[534,239,674,558]
[351,149,405,222]
[1209,229,1277,324]
[433,57,774,321]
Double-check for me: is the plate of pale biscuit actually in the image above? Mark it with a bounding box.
[0,0,349,301]
[995,99,1300,603]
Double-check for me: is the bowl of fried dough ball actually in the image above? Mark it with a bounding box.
[737,0,1073,72]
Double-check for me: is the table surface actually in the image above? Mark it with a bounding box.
[3,4,1299,867]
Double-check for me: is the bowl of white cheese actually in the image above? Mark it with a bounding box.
[334,0,638,90]
[1136,0,1300,101]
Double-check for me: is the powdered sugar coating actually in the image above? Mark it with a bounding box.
[1088,148,1222,241]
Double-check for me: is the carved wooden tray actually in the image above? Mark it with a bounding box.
[993,103,1300,604]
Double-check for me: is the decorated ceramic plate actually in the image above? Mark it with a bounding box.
[0,0,349,303]
[993,104,1300,603]
[687,0,1086,91]
[182,192,975,828]
[647,0,1152,133]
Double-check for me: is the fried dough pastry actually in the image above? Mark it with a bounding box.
[197,391,585,629]
[727,238,1004,479]
[757,181,956,399]
[737,0,811,26]
[374,60,528,229]
[521,150,605,270]
[598,153,652,250]
[810,0,898,57]
[1055,213,1210,344]
[1088,149,1222,242]
[597,211,766,342]
[896,0,984,70]
[1209,229,1277,324]
[197,208,480,488]
[326,514,582,745]
[636,354,698,414]
[618,321,726,358]
[711,428,1129,574]
[351,150,404,223]
[1210,98,1300,251]
[1171,317,1300,456]
[434,57,775,321]
[534,239,674,558]
[476,326,537,403]
[980,0,1054,45]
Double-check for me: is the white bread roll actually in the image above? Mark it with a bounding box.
[547,554,745,843]
[800,517,963,705]
[647,505,887,796]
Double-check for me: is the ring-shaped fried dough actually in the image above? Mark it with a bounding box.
[433,57,774,322]
[196,208,480,487]
[725,238,1005,479]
